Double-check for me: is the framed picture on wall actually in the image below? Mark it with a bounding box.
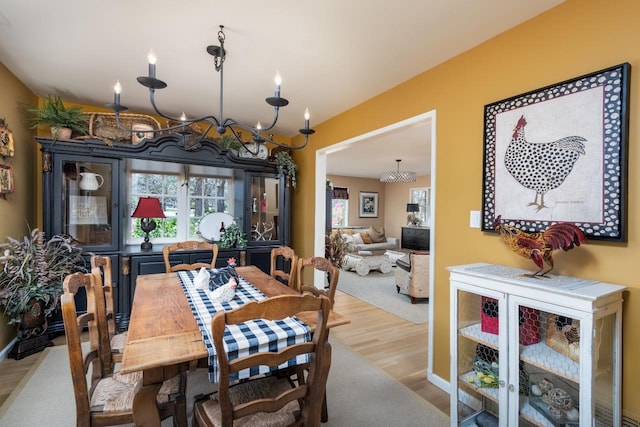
[359,191,378,218]
[0,164,14,194]
[481,63,630,241]
[0,122,15,157]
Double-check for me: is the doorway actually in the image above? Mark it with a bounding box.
[314,110,437,376]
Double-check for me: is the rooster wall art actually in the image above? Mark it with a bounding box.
[504,115,586,211]
[495,215,586,278]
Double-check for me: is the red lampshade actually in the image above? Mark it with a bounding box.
[131,197,166,219]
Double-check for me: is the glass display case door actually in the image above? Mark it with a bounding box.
[52,155,120,252]
[452,286,508,425]
[248,174,281,243]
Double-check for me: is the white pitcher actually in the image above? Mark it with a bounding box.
[79,172,104,191]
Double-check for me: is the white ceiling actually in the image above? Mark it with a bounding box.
[0,0,564,178]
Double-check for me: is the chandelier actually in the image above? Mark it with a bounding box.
[106,25,314,153]
[380,159,416,183]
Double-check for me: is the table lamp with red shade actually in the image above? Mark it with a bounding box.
[131,197,166,250]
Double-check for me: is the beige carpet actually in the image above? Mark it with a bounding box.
[0,338,449,426]
[337,269,429,324]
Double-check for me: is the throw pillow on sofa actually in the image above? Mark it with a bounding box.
[368,226,387,243]
[351,233,364,245]
[360,232,373,244]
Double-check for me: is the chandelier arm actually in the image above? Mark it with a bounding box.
[256,107,281,133]
[227,122,310,151]
[108,24,314,151]
[228,126,258,156]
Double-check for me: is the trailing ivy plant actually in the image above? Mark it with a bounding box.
[274,151,297,188]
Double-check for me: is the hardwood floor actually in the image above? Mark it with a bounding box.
[0,289,451,417]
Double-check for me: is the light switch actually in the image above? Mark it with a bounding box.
[469,211,481,228]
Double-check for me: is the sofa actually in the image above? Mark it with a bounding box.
[337,226,398,253]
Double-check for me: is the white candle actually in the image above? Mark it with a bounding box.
[304,108,310,129]
[147,50,157,78]
[274,71,281,97]
[113,80,122,104]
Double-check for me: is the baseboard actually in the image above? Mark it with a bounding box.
[0,338,18,363]
[427,369,450,395]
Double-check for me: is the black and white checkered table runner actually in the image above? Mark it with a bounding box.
[178,269,311,382]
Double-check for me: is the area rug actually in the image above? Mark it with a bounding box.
[0,338,448,427]
[337,269,429,324]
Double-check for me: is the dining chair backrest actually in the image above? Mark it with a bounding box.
[91,254,127,373]
[296,257,340,307]
[193,294,332,427]
[61,272,187,426]
[269,246,299,291]
[162,241,219,273]
[62,272,105,386]
[90,255,116,337]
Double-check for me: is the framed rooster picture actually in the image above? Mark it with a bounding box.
[481,63,630,241]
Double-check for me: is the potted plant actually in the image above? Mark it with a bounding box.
[27,95,88,142]
[274,151,297,188]
[219,134,242,154]
[0,229,85,358]
[325,231,348,269]
[218,223,248,249]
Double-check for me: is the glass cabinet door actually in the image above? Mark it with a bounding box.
[249,174,280,243]
[512,298,618,427]
[53,156,120,251]
[453,287,506,425]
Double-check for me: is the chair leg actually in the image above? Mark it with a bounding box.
[321,391,328,422]
[396,285,400,293]
[411,296,416,304]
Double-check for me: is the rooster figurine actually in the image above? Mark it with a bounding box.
[211,276,237,303]
[505,115,586,211]
[495,215,586,277]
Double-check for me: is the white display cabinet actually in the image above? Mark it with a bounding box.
[448,263,625,427]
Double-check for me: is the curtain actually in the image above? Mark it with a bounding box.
[332,186,349,199]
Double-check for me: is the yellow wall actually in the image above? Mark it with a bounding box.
[0,62,38,348]
[292,0,640,414]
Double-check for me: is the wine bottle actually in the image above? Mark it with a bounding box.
[219,222,226,235]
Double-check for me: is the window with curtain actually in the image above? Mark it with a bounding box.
[331,186,349,227]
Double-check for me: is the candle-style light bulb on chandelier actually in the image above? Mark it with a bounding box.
[106,25,315,153]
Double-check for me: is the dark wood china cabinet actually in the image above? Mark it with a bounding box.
[37,133,292,334]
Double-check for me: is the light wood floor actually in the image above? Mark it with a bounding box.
[0,289,451,416]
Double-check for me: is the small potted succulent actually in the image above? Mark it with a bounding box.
[27,95,88,142]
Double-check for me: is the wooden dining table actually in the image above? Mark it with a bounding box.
[120,265,350,426]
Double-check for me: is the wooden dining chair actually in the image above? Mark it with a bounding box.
[192,294,332,427]
[163,241,219,273]
[61,272,187,427]
[296,257,340,307]
[269,246,299,291]
[294,256,339,422]
[90,254,126,372]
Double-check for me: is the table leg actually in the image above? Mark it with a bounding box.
[132,368,164,426]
